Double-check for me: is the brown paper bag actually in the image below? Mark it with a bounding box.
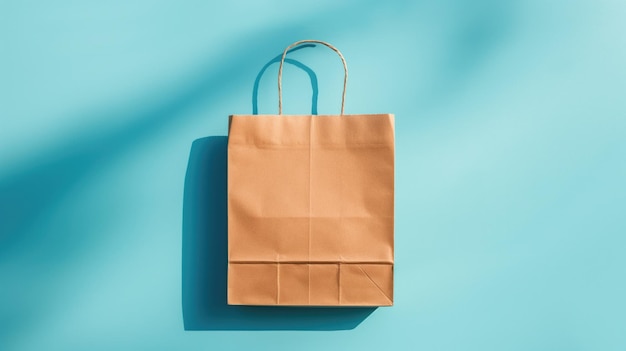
[228,40,394,306]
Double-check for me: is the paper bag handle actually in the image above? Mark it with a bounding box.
[278,40,348,115]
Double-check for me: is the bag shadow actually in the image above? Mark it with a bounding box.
[181,136,376,330]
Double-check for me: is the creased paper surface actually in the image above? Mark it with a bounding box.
[227,114,394,306]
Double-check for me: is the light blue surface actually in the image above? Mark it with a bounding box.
[1,0,625,350]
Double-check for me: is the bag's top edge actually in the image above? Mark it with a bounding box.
[229,113,394,118]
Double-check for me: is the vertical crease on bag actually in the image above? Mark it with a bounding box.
[338,262,341,304]
[308,115,313,304]
[276,261,280,304]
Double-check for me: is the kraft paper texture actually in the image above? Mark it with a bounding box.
[227,114,394,306]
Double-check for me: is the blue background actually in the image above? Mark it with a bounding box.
[2,0,625,350]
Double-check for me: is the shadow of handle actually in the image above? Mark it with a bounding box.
[252,45,318,115]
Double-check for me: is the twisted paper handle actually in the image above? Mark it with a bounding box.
[278,40,348,115]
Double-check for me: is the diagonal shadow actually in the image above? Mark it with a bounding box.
[0,1,385,256]
[0,0,408,339]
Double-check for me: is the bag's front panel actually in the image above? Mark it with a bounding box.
[228,114,394,306]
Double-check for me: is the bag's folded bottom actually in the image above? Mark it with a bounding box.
[227,262,393,306]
